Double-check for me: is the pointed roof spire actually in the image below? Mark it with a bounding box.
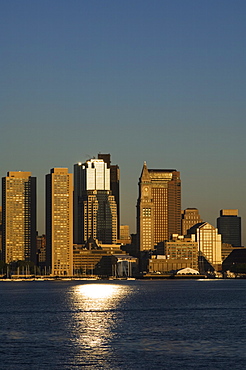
[140,161,150,181]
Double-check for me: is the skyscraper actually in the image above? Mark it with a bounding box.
[46,168,73,276]
[137,162,181,251]
[98,153,120,237]
[217,209,241,246]
[2,171,36,264]
[181,208,203,235]
[74,158,117,245]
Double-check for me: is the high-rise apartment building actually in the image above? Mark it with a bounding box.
[74,158,117,245]
[2,171,36,264]
[46,168,73,276]
[217,209,241,246]
[137,162,181,251]
[181,208,203,235]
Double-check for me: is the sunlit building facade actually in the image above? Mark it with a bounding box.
[181,208,203,235]
[189,222,222,270]
[118,225,131,245]
[2,171,36,264]
[46,168,73,276]
[137,162,181,251]
[155,234,198,270]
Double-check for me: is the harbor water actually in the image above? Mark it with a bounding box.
[0,279,245,370]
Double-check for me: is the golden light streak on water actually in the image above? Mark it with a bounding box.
[77,283,118,300]
[71,283,130,354]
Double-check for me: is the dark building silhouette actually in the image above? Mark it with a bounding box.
[222,248,246,272]
[98,153,120,238]
[217,209,241,246]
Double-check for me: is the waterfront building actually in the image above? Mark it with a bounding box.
[148,255,197,274]
[74,158,117,245]
[155,234,198,270]
[181,208,202,235]
[73,241,126,276]
[217,209,241,246]
[46,168,73,276]
[188,222,222,270]
[95,254,138,278]
[137,162,181,251]
[222,247,246,273]
[2,171,36,264]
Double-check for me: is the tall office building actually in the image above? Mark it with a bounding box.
[98,154,120,237]
[46,168,73,276]
[188,222,222,270]
[74,158,117,245]
[137,162,181,251]
[217,209,241,246]
[181,208,203,235]
[2,171,36,264]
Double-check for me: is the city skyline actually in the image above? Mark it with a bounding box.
[0,159,243,247]
[1,1,246,243]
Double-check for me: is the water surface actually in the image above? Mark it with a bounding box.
[0,279,245,369]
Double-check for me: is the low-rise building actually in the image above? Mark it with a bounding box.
[73,242,126,276]
[148,234,198,273]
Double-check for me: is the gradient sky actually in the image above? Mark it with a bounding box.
[1,0,246,243]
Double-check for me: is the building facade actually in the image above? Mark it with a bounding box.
[2,171,36,264]
[98,153,120,238]
[217,209,241,246]
[118,225,131,245]
[188,222,222,270]
[181,208,203,235]
[73,242,125,276]
[36,234,46,269]
[155,234,198,270]
[46,168,73,276]
[137,162,181,251]
[74,158,117,245]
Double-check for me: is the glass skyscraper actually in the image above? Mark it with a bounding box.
[74,158,117,245]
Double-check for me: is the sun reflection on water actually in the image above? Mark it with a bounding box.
[77,283,118,302]
[70,283,130,365]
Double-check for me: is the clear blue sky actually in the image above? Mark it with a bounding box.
[1,0,246,242]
